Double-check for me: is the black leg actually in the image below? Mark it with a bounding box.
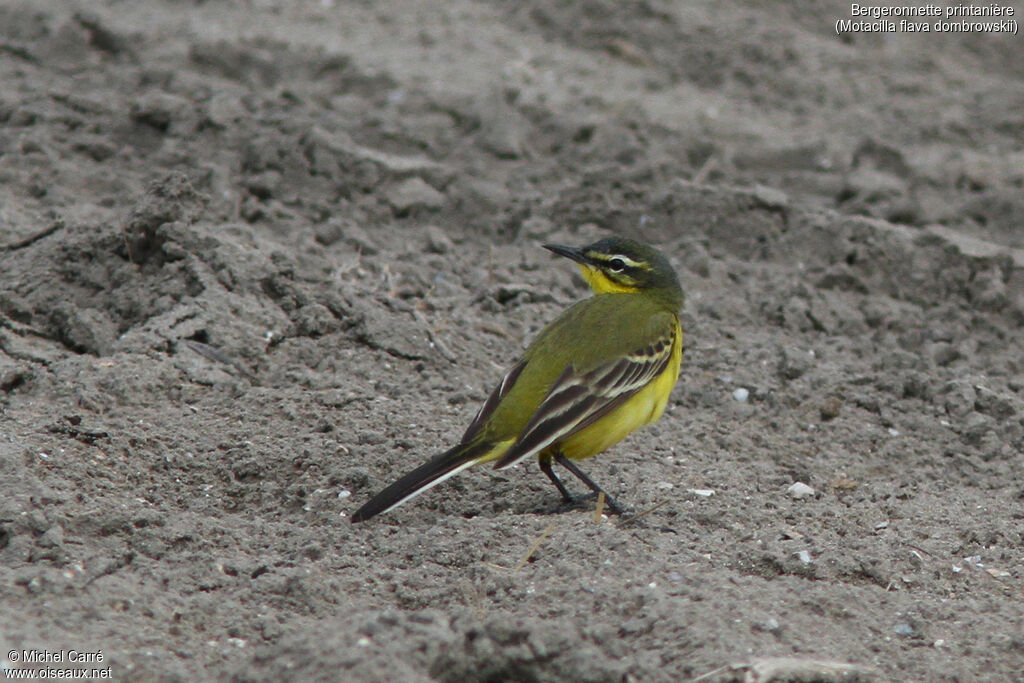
[553,454,624,515]
[539,453,575,503]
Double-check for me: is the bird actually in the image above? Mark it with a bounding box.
[350,236,685,523]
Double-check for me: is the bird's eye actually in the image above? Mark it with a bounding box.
[608,258,626,272]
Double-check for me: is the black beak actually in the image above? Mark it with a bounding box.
[543,243,589,265]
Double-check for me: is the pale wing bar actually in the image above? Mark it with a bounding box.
[493,331,674,470]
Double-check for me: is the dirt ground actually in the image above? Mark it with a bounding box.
[2,1,1023,680]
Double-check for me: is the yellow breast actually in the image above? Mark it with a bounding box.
[555,319,683,461]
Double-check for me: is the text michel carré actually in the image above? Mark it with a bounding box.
[16,650,105,664]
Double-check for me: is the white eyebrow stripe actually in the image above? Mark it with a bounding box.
[592,253,643,268]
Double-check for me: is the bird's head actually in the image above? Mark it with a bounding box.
[544,236,683,308]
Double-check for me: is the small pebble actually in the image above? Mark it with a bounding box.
[751,184,789,210]
[786,482,816,499]
[795,550,812,564]
[820,396,842,421]
[386,177,446,213]
[424,225,454,254]
[733,387,749,403]
[687,488,715,497]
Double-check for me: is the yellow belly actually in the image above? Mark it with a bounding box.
[553,320,683,461]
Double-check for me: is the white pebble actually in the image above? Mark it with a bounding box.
[687,488,715,497]
[787,482,816,499]
[795,550,812,564]
[732,387,749,403]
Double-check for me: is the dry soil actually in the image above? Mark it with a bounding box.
[2,1,1023,681]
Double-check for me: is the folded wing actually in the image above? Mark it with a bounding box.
[492,328,675,470]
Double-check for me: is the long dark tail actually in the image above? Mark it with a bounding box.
[350,441,490,523]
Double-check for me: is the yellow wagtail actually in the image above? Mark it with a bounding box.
[351,236,684,522]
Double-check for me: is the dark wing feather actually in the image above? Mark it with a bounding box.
[461,357,527,443]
